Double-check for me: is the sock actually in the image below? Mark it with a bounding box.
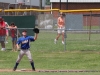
[14,63,19,68]
[31,62,35,69]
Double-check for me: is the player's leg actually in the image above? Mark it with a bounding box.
[56,27,62,40]
[5,30,9,43]
[14,38,17,51]
[13,37,17,51]
[1,36,6,51]
[12,38,14,51]
[25,50,35,71]
[61,27,65,44]
[54,28,61,44]
[13,50,25,71]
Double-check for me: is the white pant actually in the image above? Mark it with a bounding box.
[57,27,65,34]
[16,49,33,63]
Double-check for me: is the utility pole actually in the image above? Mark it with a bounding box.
[66,0,68,10]
[60,0,61,9]
[40,0,43,14]
[40,0,42,9]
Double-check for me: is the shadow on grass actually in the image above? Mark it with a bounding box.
[6,49,12,51]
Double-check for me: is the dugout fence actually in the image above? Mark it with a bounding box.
[1,8,100,51]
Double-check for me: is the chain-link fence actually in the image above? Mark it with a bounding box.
[1,9,100,51]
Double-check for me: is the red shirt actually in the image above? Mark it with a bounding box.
[10,29,17,38]
[0,21,6,36]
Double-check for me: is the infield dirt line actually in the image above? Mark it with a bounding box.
[0,69,100,72]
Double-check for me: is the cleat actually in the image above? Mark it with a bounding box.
[13,67,17,71]
[62,41,65,44]
[32,67,35,71]
[54,39,57,44]
[1,48,6,51]
[5,41,8,44]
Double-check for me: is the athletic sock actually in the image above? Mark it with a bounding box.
[31,62,35,69]
[14,63,19,68]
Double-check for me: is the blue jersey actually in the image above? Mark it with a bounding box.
[17,36,35,49]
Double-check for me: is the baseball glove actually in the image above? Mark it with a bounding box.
[33,28,39,33]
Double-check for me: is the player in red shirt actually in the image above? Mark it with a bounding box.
[9,22,17,51]
[0,17,6,51]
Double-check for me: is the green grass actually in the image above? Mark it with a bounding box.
[0,31,100,74]
[0,72,100,75]
[84,26,100,29]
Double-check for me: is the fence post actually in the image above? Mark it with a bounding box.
[17,29,19,41]
[64,29,67,51]
[89,11,92,40]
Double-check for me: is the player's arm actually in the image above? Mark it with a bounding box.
[5,23,9,30]
[29,33,38,42]
[16,44,20,50]
[13,26,17,29]
[5,22,9,27]
[34,33,38,40]
[7,26,11,28]
[7,26,12,30]
[8,26,17,29]
[8,26,12,29]
[16,38,21,50]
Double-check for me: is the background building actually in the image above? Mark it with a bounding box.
[0,0,47,15]
[49,0,100,18]
[50,0,100,10]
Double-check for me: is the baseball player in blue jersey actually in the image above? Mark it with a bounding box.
[13,29,38,71]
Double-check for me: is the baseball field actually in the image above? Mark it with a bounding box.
[0,31,100,75]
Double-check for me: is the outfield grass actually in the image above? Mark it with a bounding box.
[0,31,100,74]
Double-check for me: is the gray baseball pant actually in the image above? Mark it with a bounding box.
[16,49,33,63]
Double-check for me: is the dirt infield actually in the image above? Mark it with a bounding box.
[0,69,100,72]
